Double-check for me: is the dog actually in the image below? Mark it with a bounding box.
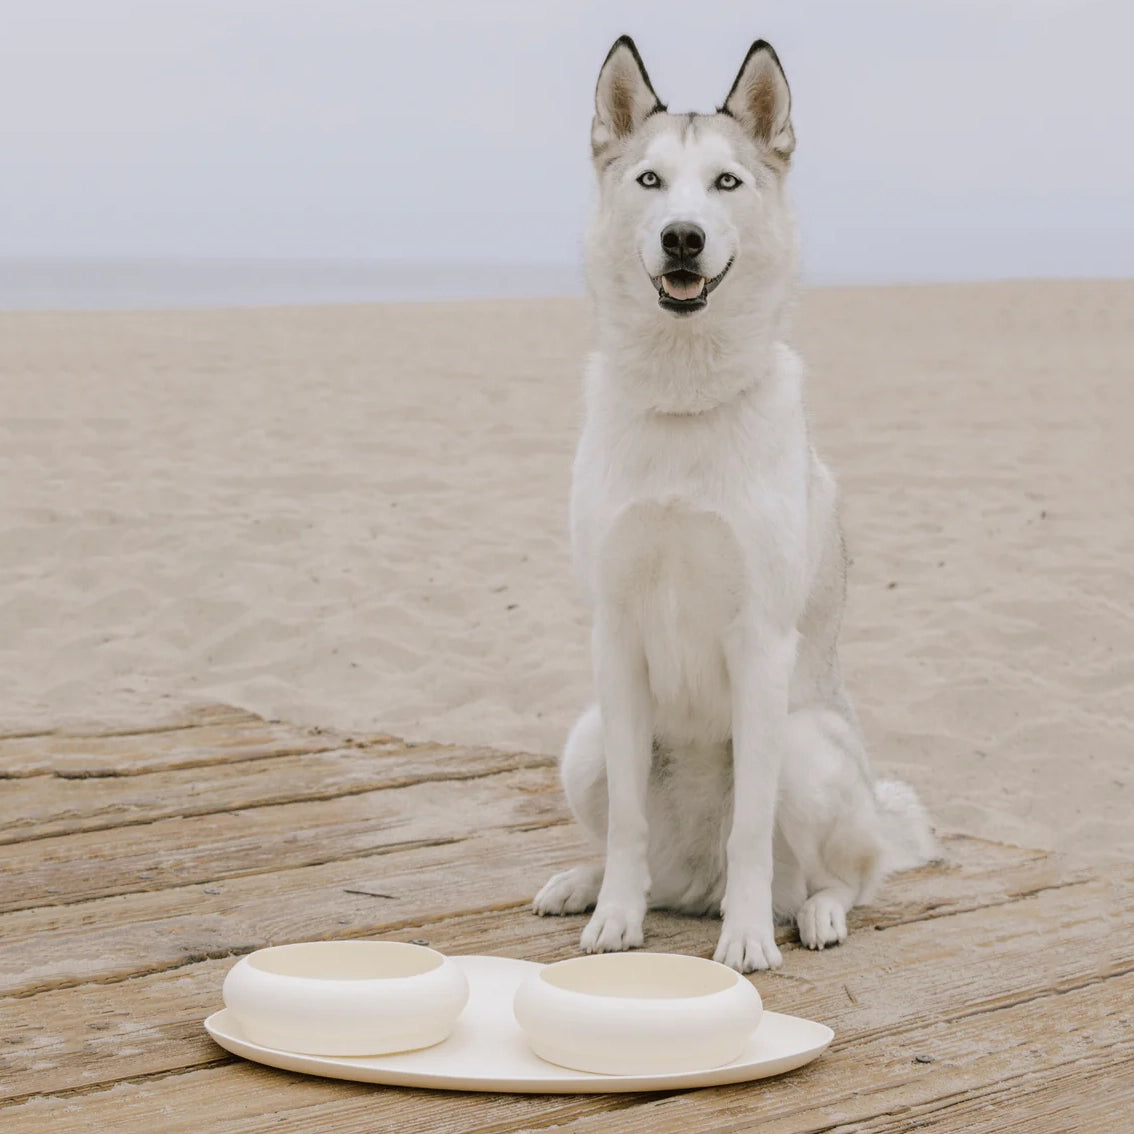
[532,36,937,973]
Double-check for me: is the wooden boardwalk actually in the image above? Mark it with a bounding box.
[1,705,1130,1132]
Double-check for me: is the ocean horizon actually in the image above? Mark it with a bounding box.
[0,258,587,311]
[2,257,1129,312]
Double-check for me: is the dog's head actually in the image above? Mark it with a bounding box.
[587,37,798,322]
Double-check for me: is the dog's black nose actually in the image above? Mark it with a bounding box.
[660,222,705,261]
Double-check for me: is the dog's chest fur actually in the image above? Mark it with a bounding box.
[572,345,813,747]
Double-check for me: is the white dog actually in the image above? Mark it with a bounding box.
[532,37,937,973]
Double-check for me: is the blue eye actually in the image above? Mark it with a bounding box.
[715,172,740,191]
[637,170,661,188]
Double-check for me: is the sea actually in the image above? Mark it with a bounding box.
[0,259,585,311]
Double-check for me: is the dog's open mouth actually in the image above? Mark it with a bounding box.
[655,260,733,315]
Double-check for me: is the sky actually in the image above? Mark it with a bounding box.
[0,0,1131,285]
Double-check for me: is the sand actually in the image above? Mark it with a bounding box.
[1,281,1130,868]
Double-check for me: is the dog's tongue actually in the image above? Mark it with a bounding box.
[662,274,705,301]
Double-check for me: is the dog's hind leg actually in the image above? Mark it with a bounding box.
[796,884,855,950]
[771,826,807,925]
[533,705,606,916]
[776,705,884,950]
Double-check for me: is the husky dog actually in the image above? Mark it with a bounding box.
[532,37,936,972]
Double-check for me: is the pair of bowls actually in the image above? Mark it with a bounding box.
[222,940,763,1076]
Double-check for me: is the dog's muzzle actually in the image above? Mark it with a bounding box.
[654,260,734,315]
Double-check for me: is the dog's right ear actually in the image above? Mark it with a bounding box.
[592,36,665,160]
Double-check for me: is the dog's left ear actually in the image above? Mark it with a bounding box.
[721,40,795,159]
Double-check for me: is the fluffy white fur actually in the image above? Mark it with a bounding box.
[533,38,937,972]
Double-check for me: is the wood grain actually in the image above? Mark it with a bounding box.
[1,707,1129,1133]
[0,764,562,912]
[0,737,552,842]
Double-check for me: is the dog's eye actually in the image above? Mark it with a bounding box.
[636,170,661,189]
[715,172,740,191]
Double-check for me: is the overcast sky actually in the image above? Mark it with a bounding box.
[0,0,1131,283]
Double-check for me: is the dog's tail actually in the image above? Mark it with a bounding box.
[874,779,939,875]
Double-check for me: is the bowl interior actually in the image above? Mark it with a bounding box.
[246,941,443,981]
[540,952,739,1000]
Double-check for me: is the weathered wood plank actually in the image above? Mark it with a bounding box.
[0,1064,627,1134]
[0,704,259,744]
[2,868,1127,1109]
[0,724,345,780]
[3,891,1129,1133]
[0,764,564,912]
[0,824,1069,999]
[3,709,1126,1134]
[837,1060,1134,1134]
[0,742,1059,924]
[537,975,1134,1134]
[0,741,553,843]
[0,824,586,996]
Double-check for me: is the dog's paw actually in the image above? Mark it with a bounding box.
[714,922,783,973]
[580,905,645,954]
[796,893,848,950]
[532,866,602,916]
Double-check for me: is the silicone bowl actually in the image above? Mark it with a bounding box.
[221,940,469,1056]
[513,951,763,1075]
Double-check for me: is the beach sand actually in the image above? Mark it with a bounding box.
[1,281,1130,867]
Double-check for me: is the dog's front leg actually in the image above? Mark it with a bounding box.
[580,615,652,953]
[715,627,797,972]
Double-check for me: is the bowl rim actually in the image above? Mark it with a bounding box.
[238,940,450,983]
[532,951,747,1002]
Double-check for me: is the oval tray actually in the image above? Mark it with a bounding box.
[204,954,833,1094]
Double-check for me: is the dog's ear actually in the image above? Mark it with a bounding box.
[721,40,794,160]
[592,36,665,159]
